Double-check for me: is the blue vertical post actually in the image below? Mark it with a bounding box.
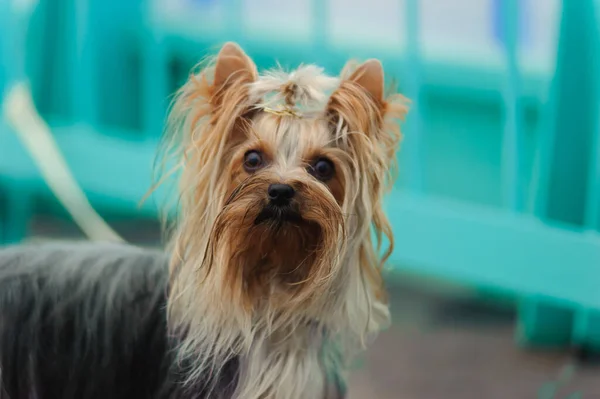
[0,0,37,244]
[0,0,10,97]
[586,125,600,231]
[142,27,168,140]
[312,0,328,56]
[584,1,600,232]
[0,0,11,244]
[526,0,558,221]
[578,0,600,356]
[530,92,556,220]
[403,0,423,193]
[499,0,524,212]
[543,0,598,227]
[1,0,27,87]
[69,0,98,124]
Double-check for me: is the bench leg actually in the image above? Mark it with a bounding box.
[0,188,33,244]
[515,297,574,350]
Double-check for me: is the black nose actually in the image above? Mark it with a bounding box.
[268,184,295,205]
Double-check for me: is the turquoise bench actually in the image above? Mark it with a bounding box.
[1,0,600,353]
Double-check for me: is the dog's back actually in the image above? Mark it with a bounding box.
[0,242,172,399]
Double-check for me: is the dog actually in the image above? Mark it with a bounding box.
[0,42,408,399]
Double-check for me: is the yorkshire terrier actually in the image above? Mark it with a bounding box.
[0,42,408,399]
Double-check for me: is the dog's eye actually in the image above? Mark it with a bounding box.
[311,158,335,181]
[243,150,264,172]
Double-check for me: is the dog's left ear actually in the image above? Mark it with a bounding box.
[327,59,388,136]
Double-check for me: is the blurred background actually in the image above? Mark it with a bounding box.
[1,0,600,397]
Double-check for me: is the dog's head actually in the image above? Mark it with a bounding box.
[164,42,407,334]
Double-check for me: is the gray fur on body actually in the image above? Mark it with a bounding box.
[0,242,181,399]
[0,242,345,399]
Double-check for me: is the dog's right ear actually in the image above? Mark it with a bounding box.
[213,42,257,94]
[345,59,384,106]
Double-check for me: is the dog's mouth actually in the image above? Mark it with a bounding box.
[254,205,303,226]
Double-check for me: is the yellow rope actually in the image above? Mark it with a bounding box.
[2,82,124,242]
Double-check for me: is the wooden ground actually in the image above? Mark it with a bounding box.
[348,277,600,399]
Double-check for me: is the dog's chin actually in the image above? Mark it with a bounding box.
[254,205,303,226]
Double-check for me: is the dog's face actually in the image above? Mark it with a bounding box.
[166,43,407,320]
[212,110,350,305]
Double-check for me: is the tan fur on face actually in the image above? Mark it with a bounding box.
[156,42,408,399]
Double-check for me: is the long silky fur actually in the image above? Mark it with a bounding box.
[161,60,348,398]
[0,242,171,399]
[159,46,408,399]
[0,242,241,399]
